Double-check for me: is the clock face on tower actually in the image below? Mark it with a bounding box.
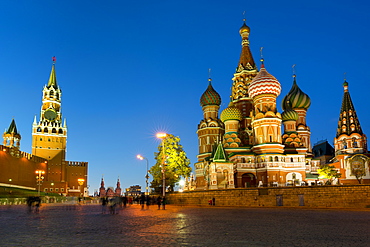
[44,109,57,121]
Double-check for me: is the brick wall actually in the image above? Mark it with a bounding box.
[167,185,370,208]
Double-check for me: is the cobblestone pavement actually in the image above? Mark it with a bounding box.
[0,203,369,247]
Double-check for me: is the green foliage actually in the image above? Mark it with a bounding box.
[149,134,191,193]
[317,164,341,185]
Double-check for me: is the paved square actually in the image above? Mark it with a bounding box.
[1,204,369,246]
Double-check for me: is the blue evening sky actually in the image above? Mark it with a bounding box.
[0,1,369,194]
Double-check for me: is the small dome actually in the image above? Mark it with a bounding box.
[239,22,250,35]
[220,102,242,122]
[200,80,221,107]
[282,109,298,122]
[282,76,311,110]
[248,64,281,99]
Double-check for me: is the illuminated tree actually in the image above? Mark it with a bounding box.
[150,134,191,193]
[317,164,341,185]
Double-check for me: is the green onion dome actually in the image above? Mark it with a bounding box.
[281,109,299,122]
[282,76,311,110]
[200,79,221,107]
[220,102,243,122]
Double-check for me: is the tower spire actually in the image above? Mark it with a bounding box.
[47,57,58,89]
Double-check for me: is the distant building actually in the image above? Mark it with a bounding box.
[312,140,335,166]
[125,185,142,197]
[0,59,88,196]
[98,177,122,197]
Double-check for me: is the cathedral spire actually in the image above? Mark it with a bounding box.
[336,80,363,138]
[236,18,256,72]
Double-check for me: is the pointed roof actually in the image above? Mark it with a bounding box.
[47,63,58,89]
[336,80,363,138]
[236,20,256,72]
[213,142,228,162]
[5,119,19,135]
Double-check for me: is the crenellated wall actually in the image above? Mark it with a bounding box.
[167,185,370,208]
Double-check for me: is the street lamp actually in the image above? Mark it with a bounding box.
[78,178,85,197]
[137,154,149,195]
[35,170,45,196]
[156,132,167,197]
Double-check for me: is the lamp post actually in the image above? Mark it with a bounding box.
[156,132,167,197]
[35,170,45,196]
[137,154,149,195]
[78,178,85,197]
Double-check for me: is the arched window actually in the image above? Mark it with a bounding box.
[58,129,63,134]
[50,90,54,96]
[52,128,57,133]
[37,127,42,132]
[275,156,279,162]
[44,128,48,133]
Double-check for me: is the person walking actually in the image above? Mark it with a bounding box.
[157,196,162,210]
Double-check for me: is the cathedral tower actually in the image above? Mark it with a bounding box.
[231,20,259,145]
[197,77,224,162]
[334,80,367,154]
[282,74,311,152]
[32,58,67,160]
[248,59,284,154]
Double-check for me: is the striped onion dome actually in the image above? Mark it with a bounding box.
[282,76,311,110]
[220,102,243,122]
[200,79,221,107]
[282,109,299,122]
[248,63,281,99]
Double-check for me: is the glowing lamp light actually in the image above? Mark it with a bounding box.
[137,154,144,160]
[156,133,167,139]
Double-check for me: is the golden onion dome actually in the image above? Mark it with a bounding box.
[239,21,250,35]
[220,102,243,122]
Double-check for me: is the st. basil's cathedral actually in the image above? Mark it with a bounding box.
[195,20,369,189]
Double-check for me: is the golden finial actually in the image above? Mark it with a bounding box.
[292,64,296,78]
[242,11,246,22]
[208,68,212,82]
[260,47,264,64]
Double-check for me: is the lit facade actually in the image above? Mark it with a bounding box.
[195,21,325,190]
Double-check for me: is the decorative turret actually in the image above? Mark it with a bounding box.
[334,80,367,154]
[3,119,21,148]
[197,76,224,161]
[282,73,311,152]
[99,177,106,197]
[115,178,122,196]
[249,58,283,154]
[221,101,242,147]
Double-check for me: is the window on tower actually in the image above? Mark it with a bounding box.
[58,129,63,134]
[44,128,48,133]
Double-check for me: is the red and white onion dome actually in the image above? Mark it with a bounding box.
[248,63,281,99]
